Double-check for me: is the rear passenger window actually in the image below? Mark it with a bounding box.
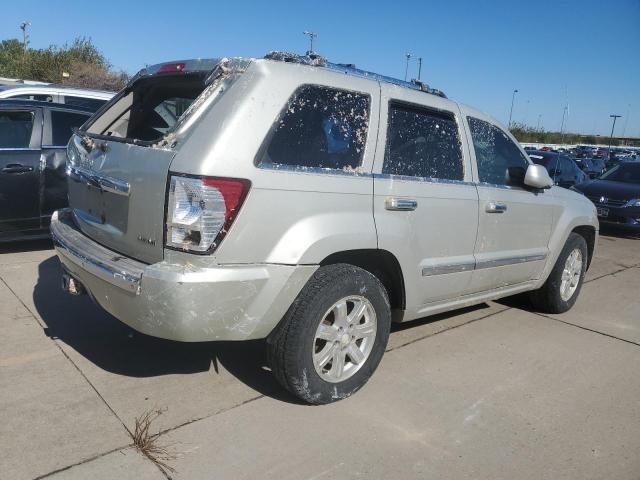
[51,110,90,146]
[0,110,34,148]
[383,103,463,180]
[62,96,107,111]
[259,85,370,171]
[467,117,530,186]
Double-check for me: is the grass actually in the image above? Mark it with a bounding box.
[131,408,177,476]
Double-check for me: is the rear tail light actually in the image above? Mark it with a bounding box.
[166,175,250,253]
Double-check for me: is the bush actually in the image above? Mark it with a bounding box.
[0,36,128,91]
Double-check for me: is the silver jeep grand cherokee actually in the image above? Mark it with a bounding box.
[52,52,598,404]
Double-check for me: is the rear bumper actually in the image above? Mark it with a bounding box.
[51,209,316,341]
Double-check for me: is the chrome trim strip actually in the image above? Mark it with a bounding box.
[50,209,143,295]
[373,173,475,186]
[0,147,40,151]
[422,253,547,276]
[476,254,547,270]
[41,145,67,149]
[422,262,475,276]
[256,163,373,178]
[68,165,130,196]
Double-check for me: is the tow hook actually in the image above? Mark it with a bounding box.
[62,272,86,296]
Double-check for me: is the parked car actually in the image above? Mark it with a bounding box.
[574,162,640,232]
[0,100,93,241]
[574,157,605,178]
[0,84,114,111]
[50,53,598,404]
[528,151,588,188]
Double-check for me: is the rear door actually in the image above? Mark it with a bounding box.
[462,110,555,291]
[0,107,43,235]
[373,85,478,316]
[40,107,92,226]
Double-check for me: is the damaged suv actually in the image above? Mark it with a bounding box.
[52,53,598,404]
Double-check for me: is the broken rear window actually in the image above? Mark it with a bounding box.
[84,73,207,144]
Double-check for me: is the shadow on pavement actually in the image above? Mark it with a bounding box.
[32,256,304,403]
[599,225,640,240]
[0,238,53,254]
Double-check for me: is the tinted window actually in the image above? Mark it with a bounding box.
[600,164,640,184]
[467,117,530,186]
[51,110,90,146]
[383,103,463,180]
[259,85,370,170]
[62,95,107,111]
[0,110,34,148]
[13,93,54,102]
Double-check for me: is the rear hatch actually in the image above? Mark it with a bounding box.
[67,59,234,264]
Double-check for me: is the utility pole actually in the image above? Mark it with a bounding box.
[417,57,422,81]
[508,89,518,129]
[404,53,412,82]
[302,31,317,55]
[607,114,621,158]
[19,21,30,60]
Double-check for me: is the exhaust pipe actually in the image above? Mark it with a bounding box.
[62,272,86,296]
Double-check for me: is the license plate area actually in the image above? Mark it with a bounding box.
[596,207,609,218]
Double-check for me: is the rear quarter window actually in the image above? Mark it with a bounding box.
[258,85,370,171]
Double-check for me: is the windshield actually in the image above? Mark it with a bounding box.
[84,73,207,144]
[600,163,640,184]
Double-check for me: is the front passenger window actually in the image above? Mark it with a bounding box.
[467,117,530,186]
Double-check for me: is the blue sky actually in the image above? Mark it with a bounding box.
[2,0,639,136]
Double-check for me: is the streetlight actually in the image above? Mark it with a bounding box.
[508,89,518,129]
[19,21,30,62]
[607,114,621,159]
[404,53,412,82]
[417,57,423,81]
[302,31,317,54]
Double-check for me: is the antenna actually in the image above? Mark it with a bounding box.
[404,53,412,82]
[302,31,317,55]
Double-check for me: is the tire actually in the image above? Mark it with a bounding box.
[267,263,391,404]
[529,233,588,314]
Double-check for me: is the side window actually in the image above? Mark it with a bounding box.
[62,96,107,111]
[50,110,90,146]
[258,85,370,171]
[0,110,35,148]
[467,117,530,186]
[383,103,463,180]
[13,93,54,102]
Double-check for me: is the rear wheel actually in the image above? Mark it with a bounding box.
[529,233,588,313]
[267,263,391,404]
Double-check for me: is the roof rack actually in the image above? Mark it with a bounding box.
[264,51,447,99]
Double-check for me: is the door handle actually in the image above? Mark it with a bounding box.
[485,202,507,213]
[1,164,34,174]
[385,198,418,211]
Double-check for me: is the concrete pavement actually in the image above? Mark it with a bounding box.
[0,230,638,479]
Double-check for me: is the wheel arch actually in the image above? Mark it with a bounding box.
[571,225,597,270]
[320,249,406,312]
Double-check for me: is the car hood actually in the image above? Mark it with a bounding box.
[575,179,640,201]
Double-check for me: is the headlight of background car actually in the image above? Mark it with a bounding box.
[623,199,640,208]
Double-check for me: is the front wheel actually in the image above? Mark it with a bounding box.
[529,233,588,314]
[267,264,391,404]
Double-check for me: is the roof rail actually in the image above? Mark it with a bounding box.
[263,51,447,99]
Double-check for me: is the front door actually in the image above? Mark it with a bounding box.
[373,86,478,319]
[0,108,42,236]
[462,111,554,291]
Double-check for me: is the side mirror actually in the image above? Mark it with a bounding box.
[524,164,553,189]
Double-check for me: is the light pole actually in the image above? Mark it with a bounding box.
[607,114,621,158]
[302,31,317,54]
[560,106,568,144]
[417,57,422,81]
[508,89,518,129]
[536,114,542,130]
[404,53,412,82]
[19,21,30,61]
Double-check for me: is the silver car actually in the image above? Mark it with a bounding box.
[51,53,598,404]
